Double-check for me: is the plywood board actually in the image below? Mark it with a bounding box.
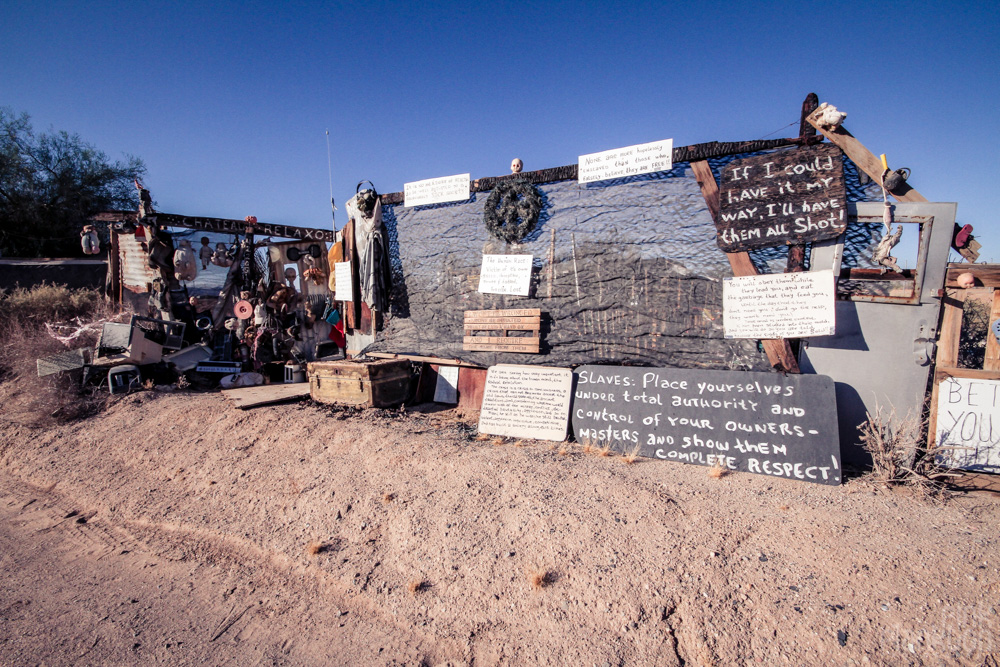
[222,383,312,409]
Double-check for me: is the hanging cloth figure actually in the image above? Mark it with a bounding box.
[80,225,101,255]
[871,166,904,274]
[345,181,392,311]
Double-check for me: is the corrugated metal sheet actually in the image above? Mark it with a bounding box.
[118,233,159,293]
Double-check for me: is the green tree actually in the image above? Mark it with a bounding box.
[0,107,146,257]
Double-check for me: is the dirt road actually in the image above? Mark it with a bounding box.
[1,391,999,665]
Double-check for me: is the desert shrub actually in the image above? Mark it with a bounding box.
[0,284,118,425]
[859,403,954,498]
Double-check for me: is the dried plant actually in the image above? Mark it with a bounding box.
[528,568,551,591]
[492,437,505,447]
[474,432,490,442]
[708,461,729,478]
[859,402,957,498]
[305,541,325,556]
[558,443,571,456]
[382,492,395,505]
[407,579,427,596]
[581,440,594,454]
[620,443,641,465]
[596,442,613,457]
[174,374,191,390]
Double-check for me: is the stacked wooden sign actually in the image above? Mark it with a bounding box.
[463,309,541,353]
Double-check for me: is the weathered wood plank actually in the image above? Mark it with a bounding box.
[463,316,541,327]
[945,264,1000,288]
[463,342,540,353]
[92,211,335,243]
[222,383,312,409]
[936,289,967,369]
[464,308,540,317]
[805,110,928,203]
[463,336,540,345]
[984,290,1000,371]
[366,351,483,368]
[377,137,812,205]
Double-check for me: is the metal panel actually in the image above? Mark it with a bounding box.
[118,233,159,293]
[799,202,956,464]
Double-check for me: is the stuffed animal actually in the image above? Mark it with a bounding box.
[173,239,198,281]
[816,102,847,129]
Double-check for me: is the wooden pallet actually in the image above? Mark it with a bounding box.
[463,308,541,353]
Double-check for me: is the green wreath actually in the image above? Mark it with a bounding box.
[484,181,543,243]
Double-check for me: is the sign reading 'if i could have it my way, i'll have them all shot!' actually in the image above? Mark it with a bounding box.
[715,143,846,252]
[571,367,842,486]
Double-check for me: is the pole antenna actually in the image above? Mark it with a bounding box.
[325,129,336,228]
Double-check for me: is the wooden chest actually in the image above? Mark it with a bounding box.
[308,359,412,407]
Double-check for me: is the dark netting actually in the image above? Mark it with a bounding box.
[371,148,884,369]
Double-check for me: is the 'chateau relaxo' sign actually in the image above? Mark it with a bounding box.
[715,144,846,252]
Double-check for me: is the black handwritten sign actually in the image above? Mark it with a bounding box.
[715,144,846,252]
[570,366,842,485]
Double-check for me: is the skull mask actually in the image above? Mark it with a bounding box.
[510,158,523,174]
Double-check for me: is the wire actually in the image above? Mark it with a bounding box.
[325,130,335,227]
[756,120,798,141]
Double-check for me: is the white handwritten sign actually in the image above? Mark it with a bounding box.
[479,365,572,441]
[723,270,835,339]
[478,254,533,296]
[334,261,354,302]
[404,173,471,207]
[578,139,673,184]
[935,376,1000,473]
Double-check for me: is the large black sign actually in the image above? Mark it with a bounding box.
[716,144,846,252]
[571,366,842,485]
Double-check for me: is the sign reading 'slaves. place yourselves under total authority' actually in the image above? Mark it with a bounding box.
[571,366,842,485]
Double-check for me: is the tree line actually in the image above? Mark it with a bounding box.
[0,107,146,257]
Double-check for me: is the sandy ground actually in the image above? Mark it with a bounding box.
[1,390,999,666]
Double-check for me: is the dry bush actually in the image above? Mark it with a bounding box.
[474,432,490,441]
[708,461,729,478]
[513,439,526,448]
[557,443,571,456]
[528,568,551,591]
[407,579,427,596]
[596,442,613,457]
[620,443,641,465]
[382,492,395,504]
[491,436,505,447]
[0,284,118,425]
[859,403,955,498]
[305,541,325,556]
[581,440,594,454]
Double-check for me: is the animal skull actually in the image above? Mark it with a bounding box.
[511,158,523,174]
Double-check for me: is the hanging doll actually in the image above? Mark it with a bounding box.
[345,181,392,311]
[211,242,234,268]
[80,225,101,255]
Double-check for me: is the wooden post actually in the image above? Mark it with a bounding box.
[984,289,1000,371]
[786,93,819,274]
[691,160,800,373]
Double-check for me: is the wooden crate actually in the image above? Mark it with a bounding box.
[308,358,412,407]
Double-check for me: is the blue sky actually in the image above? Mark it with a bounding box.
[3,1,999,256]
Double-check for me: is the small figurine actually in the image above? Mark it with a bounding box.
[198,237,213,269]
[511,158,523,174]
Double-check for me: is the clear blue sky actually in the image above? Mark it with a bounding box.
[3,1,998,256]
